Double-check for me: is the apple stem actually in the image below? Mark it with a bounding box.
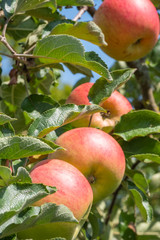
[88,115,93,127]
[87,175,96,184]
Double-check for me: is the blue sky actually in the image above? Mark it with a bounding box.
[1,1,115,86]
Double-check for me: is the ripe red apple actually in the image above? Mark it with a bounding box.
[18,159,93,240]
[66,82,132,132]
[93,0,160,61]
[50,127,126,203]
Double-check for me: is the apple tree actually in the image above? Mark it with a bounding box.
[0,0,160,239]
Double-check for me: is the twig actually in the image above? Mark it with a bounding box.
[0,15,27,66]
[87,6,96,17]
[24,44,36,54]
[0,51,14,58]
[2,16,11,37]
[0,15,18,56]
[0,35,17,56]
[73,6,88,21]
[105,160,140,225]
[105,184,121,225]
[127,59,159,112]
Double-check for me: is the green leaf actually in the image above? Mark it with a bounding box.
[119,211,135,236]
[72,76,91,90]
[122,228,137,240]
[51,239,66,240]
[0,82,28,133]
[0,166,31,187]
[125,168,149,194]
[57,0,94,6]
[137,235,160,240]
[1,234,17,240]
[120,137,160,164]
[26,7,60,21]
[28,104,105,137]
[49,21,107,46]
[33,35,112,81]
[46,123,73,142]
[0,183,56,225]
[7,15,39,41]
[0,136,60,160]
[64,63,93,77]
[88,212,100,239]
[15,0,56,13]
[0,83,27,111]
[88,68,136,104]
[150,0,160,8]
[128,181,153,222]
[21,94,59,119]
[114,110,160,141]
[0,203,77,238]
[0,123,15,137]
[1,0,16,17]
[0,113,16,125]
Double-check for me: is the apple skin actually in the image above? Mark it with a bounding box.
[18,159,93,240]
[50,127,125,204]
[66,82,132,132]
[93,0,160,61]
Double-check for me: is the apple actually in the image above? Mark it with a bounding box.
[18,159,93,240]
[66,82,132,132]
[93,0,160,61]
[50,127,126,204]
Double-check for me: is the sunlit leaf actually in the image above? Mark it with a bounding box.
[128,181,153,222]
[0,166,31,187]
[1,203,77,238]
[126,168,149,194]
[15,0,56,13]
[0,183,56,225]
[57,0,94,6]
[21,94,59,119]
[48,21,107,46]
[28,104,105,137]
[0,136,60,160]
[33,35,112,81]
[114,110,160,141]
[89,68,136,104]
[0,113,16,125]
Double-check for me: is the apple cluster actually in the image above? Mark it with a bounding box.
[19,0,159,238]
[19,82,133,239]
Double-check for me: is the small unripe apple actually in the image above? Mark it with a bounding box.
[18,159,93,240]
[50,127,126,203]
[93,0,160,61]
[66,82,132,132]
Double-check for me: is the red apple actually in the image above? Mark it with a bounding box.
[66,82,132,132]
[93,0,160,61]
[18,159,93,240]
[50,127,126,203]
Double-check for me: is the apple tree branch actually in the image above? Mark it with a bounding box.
[127,59,159,112]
